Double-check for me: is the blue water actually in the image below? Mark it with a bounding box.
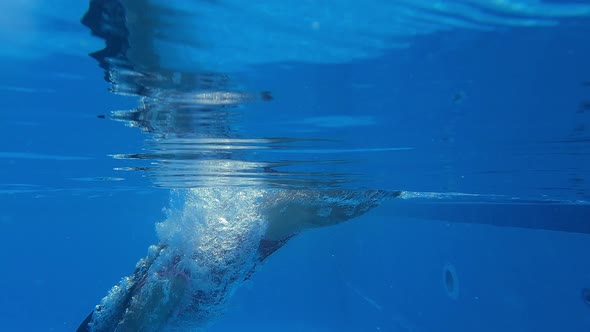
[1,1,590,331]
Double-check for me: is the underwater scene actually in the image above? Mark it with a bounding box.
[1,1,590,331]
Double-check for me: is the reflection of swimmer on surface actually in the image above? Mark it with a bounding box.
[77,189,399,332]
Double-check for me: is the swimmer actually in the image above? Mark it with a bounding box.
[77,189,399,331]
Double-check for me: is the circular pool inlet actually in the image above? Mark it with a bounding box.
[443,263,459,300]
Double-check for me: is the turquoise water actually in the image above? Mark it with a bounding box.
[1,1,590,331]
